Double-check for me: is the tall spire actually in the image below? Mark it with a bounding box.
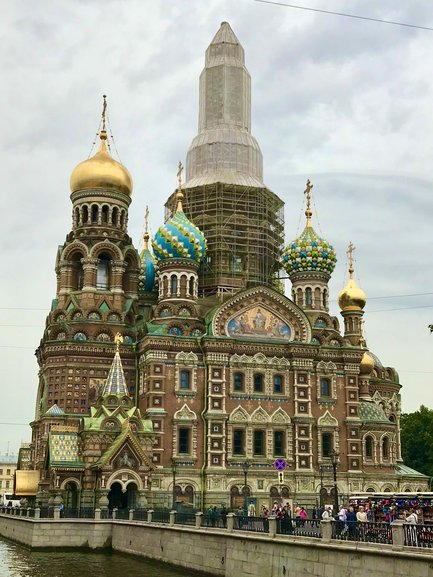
[185,21,264,188]
[101,333,129,397]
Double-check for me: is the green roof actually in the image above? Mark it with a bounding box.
[396,463,428,478]
[360,402,390,424]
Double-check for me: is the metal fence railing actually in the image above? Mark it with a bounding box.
[233,516,268,533]
[332,521,392,544]
[132,509,147,521]
[152,510,170,524]
[63,508,94,519]
[174,512,196,526]
[404,524,433,548]
[202,515,227,528]
[276,518,321,538]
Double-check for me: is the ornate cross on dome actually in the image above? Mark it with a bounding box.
[114,332,123,351]
[143,205,149,248]
[304,179,313,226]
[175,161,184,212]
[101,94,107,133]
[347,241,355,276]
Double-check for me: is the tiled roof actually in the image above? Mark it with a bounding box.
[359,402,390,424]
[102,349,129,397]
[45,403,65,416]
[396,463,428,478]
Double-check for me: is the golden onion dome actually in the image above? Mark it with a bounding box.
[359,351,375,375]
[70,130,133,196]
[338,276,366,311]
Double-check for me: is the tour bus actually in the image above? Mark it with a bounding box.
[0,493,21,508]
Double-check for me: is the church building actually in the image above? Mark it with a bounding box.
[23,22,427,511]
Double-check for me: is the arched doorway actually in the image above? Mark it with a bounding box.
[126,482,138,509]
[64,481,79,509]
[108,482,126,510]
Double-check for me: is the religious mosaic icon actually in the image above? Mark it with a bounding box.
[227,306,292,340]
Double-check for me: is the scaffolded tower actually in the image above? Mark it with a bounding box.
[165,22,284,296]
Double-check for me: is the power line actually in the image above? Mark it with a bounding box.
[253,0,433,31]
[365,305,433,314]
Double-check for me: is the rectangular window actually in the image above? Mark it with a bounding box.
[180,370,190,390]
[233,372,244,392]
[274,431,285,456]
[253,374,264,393]
[5,481,10,489]
[322,432,332,457]
[0,481,2,489]
[6,469,10,476]
[178,428,190,454]
[253,430,265,455]
[273,374,283,394]
[0,469,3,475]
[233,430,244,455]
[320,378,330,397]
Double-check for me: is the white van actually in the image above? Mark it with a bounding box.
[0,493,21,508]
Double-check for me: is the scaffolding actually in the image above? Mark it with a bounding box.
[165,183,284,296]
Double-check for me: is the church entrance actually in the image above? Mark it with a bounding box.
[108,481,138,510]
[64,481,79,509]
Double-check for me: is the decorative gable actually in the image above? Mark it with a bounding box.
[317,410,339,428]
[211,286,312,343]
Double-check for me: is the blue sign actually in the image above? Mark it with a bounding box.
[274,458,287,471]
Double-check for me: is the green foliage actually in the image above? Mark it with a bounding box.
[401,405,433,479]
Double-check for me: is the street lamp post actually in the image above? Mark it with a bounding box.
[242,460,251,515]
[319,465,325,509]
[172,459,177,511]
[331,450,339,517]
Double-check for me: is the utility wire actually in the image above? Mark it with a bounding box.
[253,0,433,31]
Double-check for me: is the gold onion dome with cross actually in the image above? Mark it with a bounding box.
[70,96,133,196]
[283,179,337,277]
[338,242,366,311]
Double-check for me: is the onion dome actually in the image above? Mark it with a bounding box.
[283,180,336,276]
[138,207,156,293]
[359,351,375,375]
[70,96,133,196]
[338,242,366,311]
[360,401,389,424]
[152,162,207,263]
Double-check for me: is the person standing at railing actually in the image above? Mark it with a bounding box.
[405,508,419,546]
[346,506,357,539]
[299,506,307,527]
[220,505,227,528]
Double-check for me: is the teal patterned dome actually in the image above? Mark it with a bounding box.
[152,202,206,263]
[283,225,337,275]
[139,234,156,293]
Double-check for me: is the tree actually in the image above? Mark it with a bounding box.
[400,405,433,480]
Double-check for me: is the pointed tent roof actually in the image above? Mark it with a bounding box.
[210,21,241,47]
[45,403,64,416]
[101,333,129,397]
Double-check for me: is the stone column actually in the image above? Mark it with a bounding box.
[195,511,203,528]
[81,258,98,292]
[53,506,60,520]
[169,510,176,526]
[147,509,154,523]
[227,513,235,533]
[34,508,41,519]
[321,518,332,542]
[94,508,101,520]
[391,520,405,550]
[129,509,134,521]
[111,260,126,295]
[58,261,73,295]
[112,508,118,519]
[268,516,277,538]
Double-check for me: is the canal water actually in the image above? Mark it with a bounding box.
[0,538,208,577]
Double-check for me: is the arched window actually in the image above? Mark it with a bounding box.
[320,378,330,397]
[189,277,195,296]
[180,370,190,390]
[382,437,389,459]
[96,254,111,289]
[101,205,109,224]
[273,374,283,394]
[305,287,312,306]
[233,372,244,392]
[233,429,244,455]
[112,207,119,226]
[75,207,80,227]
[171,275,178,295]
[365,435,374,459]
[322,432,332,457]
[323,290,327,308]
[274,431,285,456]
[71,252,84,290]
[253,373,264,393]
[82,205,89,224]
[91,204,98,224]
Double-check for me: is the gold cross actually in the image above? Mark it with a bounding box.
[304,179,313,225]
[347,241,355,275]
[176,161,184,212]
[114,332,123,351]
[102,94,107,132]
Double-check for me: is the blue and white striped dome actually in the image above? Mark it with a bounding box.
[152,210,206,263]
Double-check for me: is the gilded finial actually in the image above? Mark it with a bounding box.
[175,161,184,212]
[114,332,123,352]
[143,205,149,249]
[347,241,355,277]
[100,94,108,141]
[304,179,313,226]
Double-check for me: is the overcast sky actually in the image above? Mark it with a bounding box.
[1,0,432,455]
